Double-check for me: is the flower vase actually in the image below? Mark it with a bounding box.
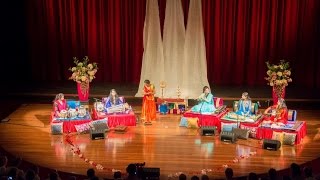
[272,86,285,105]
[77,82,90,101]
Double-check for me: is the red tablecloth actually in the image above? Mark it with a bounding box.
[220,116,264,128]
[183,110,228,130]
[92,110,136,128]
[50,113,91,133]
[256,121,307,144]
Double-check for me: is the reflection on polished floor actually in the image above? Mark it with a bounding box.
[0,104,320,179]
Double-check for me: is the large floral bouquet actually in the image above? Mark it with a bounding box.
[265,60,292,98]
[69,56,98,84]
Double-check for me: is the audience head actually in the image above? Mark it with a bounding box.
[91,177,99,180]
[114,171,122,179]
[268,168,277,180]
[86,168,95,178]
[7,167,18,179]
[290,163,301,178]
[201,174,209,180]
[25,169,36,180]
[303,166,313,178]
[179,173,187,180]
[0,156,8,167]
[248,172,258,180]
[225,168,234,179]
[49,172,60,180]
[126,164,137,176]
[68,176,77,180]
[191,176,200,180]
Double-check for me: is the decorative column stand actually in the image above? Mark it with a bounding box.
[159,81,166,99]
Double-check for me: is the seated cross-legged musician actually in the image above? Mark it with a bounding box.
[191,86,216,114]
[53,93,68,118]
[264,98,288,126]
[104,89,131,114]
[235,92,253,117]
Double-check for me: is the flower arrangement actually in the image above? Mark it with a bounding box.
[265,60,292,98]
[69,56,98,84]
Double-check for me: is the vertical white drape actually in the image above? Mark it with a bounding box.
[162,0,186,98]
[182,0,210,99]
[135,0,165,97]
[136,0,209,99]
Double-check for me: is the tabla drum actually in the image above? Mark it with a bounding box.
[60,110,67,118]
[68,109,78,118]
[78,105,86,117]
[94,102,104,112]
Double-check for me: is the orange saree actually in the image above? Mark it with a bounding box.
[141,84,156,122]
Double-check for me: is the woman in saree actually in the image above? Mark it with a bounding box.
[191,86,216,114]
[141,79,156,124]
[264,98,288,125]
[53,93,67,117]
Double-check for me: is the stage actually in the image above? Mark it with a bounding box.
[0,101,320,179]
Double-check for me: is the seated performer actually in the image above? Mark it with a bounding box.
[105,89,124,109]
[264,98,288,125]
[53,93,67,117]
[141,79,156,124]
[235,92,253,116]
[191,86,216,114]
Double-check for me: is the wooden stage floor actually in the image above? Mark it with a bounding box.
[0,104,320,179]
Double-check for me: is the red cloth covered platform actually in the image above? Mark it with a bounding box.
[256,121,307,144]
[92,109,136,128]
[183,110,228,130]
[50,112,92,133]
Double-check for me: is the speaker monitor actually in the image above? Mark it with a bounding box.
[220,131,236,143]
[90,129,105,140]
[201,126,217,136]
[142,167,160,180]
[262,139,281,151]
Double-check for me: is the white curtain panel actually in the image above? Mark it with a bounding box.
[182,0,210,99]
[135,0,165,97]
[162,0,186,98]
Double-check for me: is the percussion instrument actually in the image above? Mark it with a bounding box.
[94,102,104,112]
[106,104,125,114]
[68,109,78,118]
[59,110,67,118]
[78,105,86,117]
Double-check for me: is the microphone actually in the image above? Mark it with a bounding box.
[257,101,261,107]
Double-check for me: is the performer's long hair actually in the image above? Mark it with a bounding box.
[277,98,287,109]
[203,86,210,93]
[241,92,251,101]
[108,89,119,105]
[53,93,64,102]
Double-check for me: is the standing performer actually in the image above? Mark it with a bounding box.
[53,93,67,117]
[191,86,216,114]
[141,79,156,124]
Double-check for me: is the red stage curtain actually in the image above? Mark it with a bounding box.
[25,0,320,87]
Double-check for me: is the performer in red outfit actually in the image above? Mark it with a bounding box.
[141,79,156,124]
[264,98,288,124]
[53,93,67,117]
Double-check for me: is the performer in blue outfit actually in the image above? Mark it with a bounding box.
[191,86,216,114]
[104,89,124,110]
[235,92,253,116]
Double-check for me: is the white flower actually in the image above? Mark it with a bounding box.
[267,70,272,75]
[270,82,274,86]
[81,76,87,82]
[71,67,76,72]
[78,62,83,67]
[88,64,93,70]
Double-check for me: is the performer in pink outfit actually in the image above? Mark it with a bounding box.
[53,93,67,117]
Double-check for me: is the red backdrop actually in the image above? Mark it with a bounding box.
[25,0,320,87]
